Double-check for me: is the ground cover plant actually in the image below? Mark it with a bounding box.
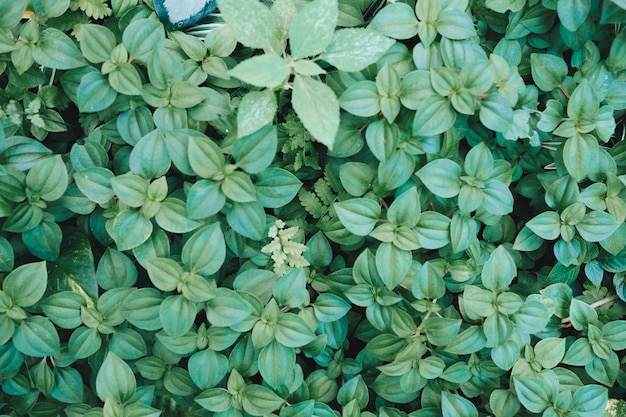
[1,0,626,416]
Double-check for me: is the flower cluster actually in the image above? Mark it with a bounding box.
[262,220,310,276]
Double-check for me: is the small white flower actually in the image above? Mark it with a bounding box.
[262,220,310,276]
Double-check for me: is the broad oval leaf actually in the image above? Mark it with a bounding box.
[33,28,86,69]
[416,158,462,198]
[96,352,137,403]
[292,74,340,150]
[13,316,60,357]
[289,0,338,59]
[182,223,226,275]
[334,198,381,236]
[3,261,47,307]
[413,94,456,136]
[320,28,394,72]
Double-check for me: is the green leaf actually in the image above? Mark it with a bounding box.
[73,168,115,204]
[484,312,513,346]
[313,293,351,322]
[237,91,278,138]
[109,328,147,360]
[26,155,68,201]
[422,317,462,346]
[436,9,477,40]
[258,341,296,389]
[195,388,232,412]
[340,162,375,197]
[416,159,461,198]
[445,326,487,355]
[412,260,446,299]
[76,71,117,113]
[515,300,552,335]
[69,326,102,359]
[514,377,551,414]
[189,349,229,390]
[169,82,207,109]
[368,3,419,39]
[569,299,598,331]
[481,246,516,292]
[530,53,568,91]
[526,211,560,240]
[489,389,520,417]
[3,261,47,307]
[110,173,148,208]
[108,210,153,251]
[27,360,53,397]
[482,180,514,216]
[339,81,380,117]
[320,28,394,72]
[387,186,420,227]
[122,18,164,62]
[229,54,289,88]
[289,0,337,59]
[557,0,591,31]
[563,133,599,181]
[376,242,411,290]
[109,62,142,96]
[242,385,285,416]
[187,134,225,180]
[121,288,163,331]
[334,198,381,236]
[79,24,116,64]
[413,95,456,136]
[2,202,42,233]
[533,337,566,369]
[292,74,340,150]
[337,375,369,408]
[40,292,85,329]
[218,0,274,49]
[187,180,225,219]
[415,211,450,250]
[23,219,62,261]
[33,28,86,69]
[602,320,626,350]
[128,130,172,179]
[181,223,225,276]
[155,198,202,234]
[50,367,84,404]
[275,313,316,347]
[479,94,513,132]
[227,201,266,240]
[97,247,137,290]
[206,288,252,327]
[0,0,28,28]
[96,352,136,403]
[145,257,183,292]
[13,316,60,357]
[255,168,302,208]
[441,391,478,417]
[273,268,307,309]
[160,295,197,337]
[571,385,608,417]
[365,120,399,163]
[233,125,277,174]
[222,171,256,203]
[576,211,618,242]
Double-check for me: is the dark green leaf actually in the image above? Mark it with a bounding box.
[13,316,60,357]
[96,352,136,403]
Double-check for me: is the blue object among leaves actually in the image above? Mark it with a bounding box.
[154,0,218,30]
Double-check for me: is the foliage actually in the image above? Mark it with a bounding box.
[1,0,626,416]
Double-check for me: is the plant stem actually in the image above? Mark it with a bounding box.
[561,294,620,325]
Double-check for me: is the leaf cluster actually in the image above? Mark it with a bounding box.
[0,0,626,416]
